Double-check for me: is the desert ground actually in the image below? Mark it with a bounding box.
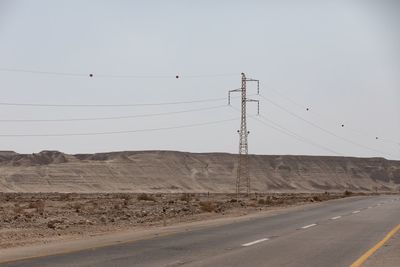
[0,192,356,249]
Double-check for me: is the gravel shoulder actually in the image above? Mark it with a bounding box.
[364,225,400,267]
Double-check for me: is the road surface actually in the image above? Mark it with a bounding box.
[2,195,400,267]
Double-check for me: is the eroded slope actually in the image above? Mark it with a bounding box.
[0,150,399,193]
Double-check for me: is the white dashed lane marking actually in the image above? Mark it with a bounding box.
[241,201,398,249]
[301,224,317,229]
[242,238,269,247]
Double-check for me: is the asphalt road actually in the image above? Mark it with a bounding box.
[2,195,400,267]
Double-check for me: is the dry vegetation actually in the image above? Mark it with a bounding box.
[0,191,368,249]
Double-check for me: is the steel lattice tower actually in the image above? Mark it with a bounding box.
[237,73,249,196]
[228,73,260,198]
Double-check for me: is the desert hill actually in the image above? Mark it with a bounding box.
[0,150,399,193]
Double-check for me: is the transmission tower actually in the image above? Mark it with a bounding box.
[228,73,260,198]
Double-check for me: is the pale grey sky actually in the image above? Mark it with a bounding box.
[0,0,399,159]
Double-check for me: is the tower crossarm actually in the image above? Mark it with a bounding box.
[246,99,260,115]
[228,88,242,105]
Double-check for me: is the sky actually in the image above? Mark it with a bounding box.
[0,0,399,159]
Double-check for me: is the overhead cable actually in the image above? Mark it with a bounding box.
[267,87,399,145]
[0,97,227,108]
[0,67,237,79]
[0,105,227,122]
[259,95,395,158]
[0,117,237,137]
[229,106,342,156]
[257,115,343,156]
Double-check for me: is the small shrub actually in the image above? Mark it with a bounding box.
[47,219,64,229]
[180,193,192,202]
[120,194,132,201]
[344,190,353,197]
[248,202,257,207]
[13,203,24,214]
[258,198,266,205]
[59,194,71,201]
[114,203,122,210]
[72,202,83,212]
[199,201,216,212]
[312,196,321,202]
[34,199,45,214]
[100,215,107,223]
[137,193,156,202]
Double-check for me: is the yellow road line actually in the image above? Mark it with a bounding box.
[350,223,400,267]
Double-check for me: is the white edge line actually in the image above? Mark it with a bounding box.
[331,216,342,220]
[352,210,360,214]
[242,238,269,247]
[301,223,317,229]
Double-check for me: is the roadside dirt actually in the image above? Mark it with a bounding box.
[0,192,361,250]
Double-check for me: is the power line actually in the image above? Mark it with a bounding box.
[0,117,237,137]
[229,106,342,156]
[231,106,342,156]
[259,94,395,158]
[0,105,227,122]
[0,67,237,79]
[178,73,238,78]
[0,97,228,108]
[267,87,400,146]
[0,68,87,77]
[268,87,308,110]
[257,115,343,156]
